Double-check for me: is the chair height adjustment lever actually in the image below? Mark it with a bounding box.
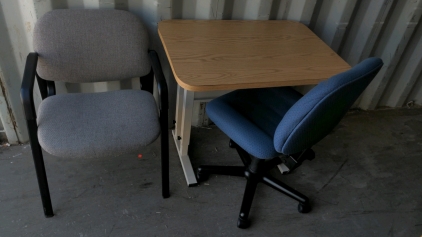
[279,149,315,174]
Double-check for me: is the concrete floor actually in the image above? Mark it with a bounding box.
[1,108,421,236]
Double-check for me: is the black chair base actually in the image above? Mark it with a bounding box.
[196,140,311,229]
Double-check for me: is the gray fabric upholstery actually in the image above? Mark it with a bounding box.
[33,9,150,82]
[37,90,160,158]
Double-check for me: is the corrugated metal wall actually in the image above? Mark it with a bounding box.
[0,0,422,143]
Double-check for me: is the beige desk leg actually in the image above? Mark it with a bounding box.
[172,85,197,186]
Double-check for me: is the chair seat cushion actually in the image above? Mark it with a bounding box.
[37,90,160,158]
[206,87,302,159]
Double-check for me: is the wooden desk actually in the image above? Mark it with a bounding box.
[159,20,350,186]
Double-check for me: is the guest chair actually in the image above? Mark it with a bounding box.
[20,9,169,218]
[196,58,383,228]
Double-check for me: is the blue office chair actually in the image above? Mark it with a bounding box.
[196,57,383,228]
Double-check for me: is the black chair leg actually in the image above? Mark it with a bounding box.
[160,109,170,199]
[27,120,54,217]
[161,132,169,198]
[262,174,311,213]
[237,170,260,229]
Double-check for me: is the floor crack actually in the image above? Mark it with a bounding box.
[318,159,348,193]
[107,223,116,236]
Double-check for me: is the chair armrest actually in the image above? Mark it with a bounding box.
[148,50,168,111]
[20,53,39,120]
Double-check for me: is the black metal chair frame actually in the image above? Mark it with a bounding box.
[20,50,169,218]
[197,140,314,229]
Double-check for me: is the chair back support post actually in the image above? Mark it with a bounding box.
[140,68,154,94]
[46,80,56,97]
[36,73,48,100]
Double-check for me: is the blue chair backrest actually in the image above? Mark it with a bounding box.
[274,57,384,155]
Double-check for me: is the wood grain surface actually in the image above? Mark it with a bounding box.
[158,20,351,92]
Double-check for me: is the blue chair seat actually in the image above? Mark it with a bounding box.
[206,87,302,159]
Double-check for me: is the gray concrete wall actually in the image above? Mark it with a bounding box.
[1,0,422,143]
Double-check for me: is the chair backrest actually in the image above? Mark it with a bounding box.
[33,9,150,83]
[274,57,383,155]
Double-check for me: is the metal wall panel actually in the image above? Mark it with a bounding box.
[0,0,34,144]
[0,0,422,143]
[358,0,422,109]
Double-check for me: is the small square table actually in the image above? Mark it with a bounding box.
[158,20,350,186]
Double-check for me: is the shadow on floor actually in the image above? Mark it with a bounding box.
[1,108,421,236]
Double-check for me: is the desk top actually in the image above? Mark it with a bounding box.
[158,20,350,92]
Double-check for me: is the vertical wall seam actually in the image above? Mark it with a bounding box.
[308,0,323,30]
[337,0,362,55]
[362,0,422,109]
[0,76,20,143]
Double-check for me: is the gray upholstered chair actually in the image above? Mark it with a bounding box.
[20,9,169,217]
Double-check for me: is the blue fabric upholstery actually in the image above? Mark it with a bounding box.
[275,57,383,154]
[206,87,303,158]
[206,58,383,159]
